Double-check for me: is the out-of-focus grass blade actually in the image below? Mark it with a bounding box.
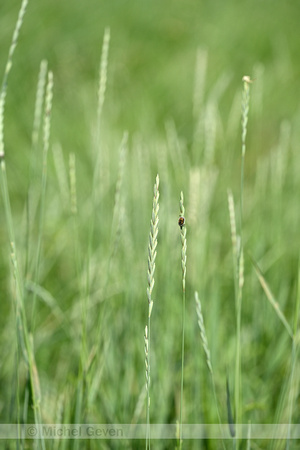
[250,255,293,339]
[226,376,235,438]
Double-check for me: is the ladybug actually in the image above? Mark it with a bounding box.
[178,216,185,230]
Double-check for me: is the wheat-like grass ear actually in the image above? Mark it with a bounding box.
[195,292,213,375]
[0,0,28,158]
[145,174,159,450]
[195,291,226,449]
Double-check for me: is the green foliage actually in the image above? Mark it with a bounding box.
[1,1,300,449]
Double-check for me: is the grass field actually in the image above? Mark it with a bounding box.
[1,1,300,449]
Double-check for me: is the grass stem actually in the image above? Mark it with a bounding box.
[179,192,187,449]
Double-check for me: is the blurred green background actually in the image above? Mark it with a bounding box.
[1,0,300,148]
[1,1,300,448]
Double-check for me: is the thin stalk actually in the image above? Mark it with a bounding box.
[227,190,239,306]
[179,192,187,449]
[235,250,244,440]
[234,76,252,445]
[145,325,150,449]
